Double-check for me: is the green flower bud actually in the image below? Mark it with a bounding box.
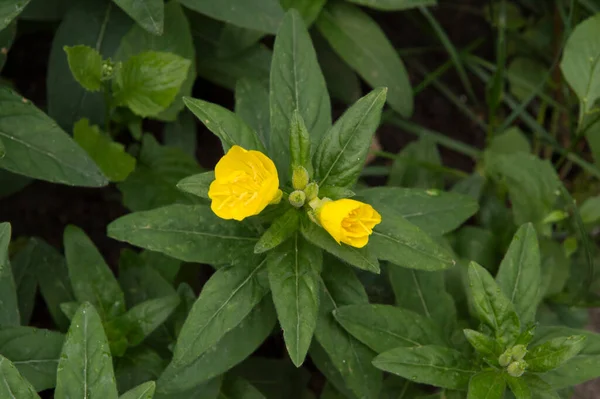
[292,166,309,190]
[304,182,319,201]
[507,360,527,377]
[511,345,527,361]
[498,352,512,367]
[289,190,306,208]
[101,59,115,81]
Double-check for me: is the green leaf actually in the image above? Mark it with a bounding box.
[270,9,331,178]
[115,1,195,121]
[10,240,38,325]
[387,137,443,189]
[370,210,455,271]
[114,51,191,118]
[505,375,531,399]
[358,187,478,236]
[55,303,119,399]
[314,88,386,188]
[525,335,587,372]
[19,0,71,20]
[0,355,40,399]
[163,111,197,157]
[455,226,497,270]
[218,375,266,399]
[289,111,312,176]
[579,195,600,224]
[373,345,474,390]
[48,0,132,130]
[119,381,156,399]
[316,2,413,117]
[115,347,165,394]
[487,127,531,155]
[31,238,74,331]
[0,223,18,327]
[118,134,202,212]
[235,78,270,145]
[560,14,600,116]
[0,327,64,392]
[73,118,137,182]
[495,223,541,326]
[155,377,222,399]
[300,219,379,273]
[108,204,258,265]
[313,257,382,399]
[178,0,284,34]
[113,0,163,35]
[64,225,126,321]
[171,260,269,368]
[267,234,321,366]
[63,45,103,91]
[157,297,275,393]
[463,329,502,362]
[176,171,214,200]
[333,304,445,353]
[217,24,265,58]
[280,0,326,26]
[0,88,108,186]
[346,0,436,11]
[388,267,456,331]
[467,262,521,346]
[255,208,300,254]
[485,152,560,226]
[466,371,506,399]
[184,97,265,152]
[507,58,548,103]
[0,0,31,30]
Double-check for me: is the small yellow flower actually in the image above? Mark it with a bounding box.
[208,145,280,221]
[318,199,381,248]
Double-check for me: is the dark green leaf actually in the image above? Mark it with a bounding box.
[178,0,284,34]
[467,371,505,399]
[63,45,103,91]
[0,327,64,392]
[0,0,31,30]
[289,111,312,176]
[388,138,443,189]
[300,219,379,273]
[107,204,258,265]
[119,381,156,399]
[9,243,36,326]
[118,250,176,307]
[333,304,445,353]
[370,210,455,271]
[316,2,413,117]
[115,347,165,394]
[455,226,497,270]
[495,223,541,326]
[163,111,197,157]
[114,0,163,35]
[525,335,586,372]
[255,209,300,254]
[176,171,214,200]
[468,262,520,346]
[280,0,326,26]
[217,24,265,58]
[73,118,137,182]
[19,0,71,20]
[218,375,266,399]
[373,345,474,390]
[270,9,331,178]
[0,223,18,327]
[346,0,436,10]
[0,88,108,186]
[154,378,221,399]
[268,234,321,366]
[235,78,270,145]
[48,0,131,130]
[233,357,311,399]
[55,303,119,399]
[184,97,265,152]
[314,88,386,188]
[0,355,39,399]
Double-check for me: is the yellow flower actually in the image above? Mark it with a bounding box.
[318,199,381,248]
[208,145,280,221]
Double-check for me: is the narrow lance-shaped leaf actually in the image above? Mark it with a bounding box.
[525,335,587,372]
[505,376,531,399]
[467,371,506,399]
[54,303,119,399]
[270,9,331,178]
[176,172,214,199]
[11,240,40,325]
[495,223,541,326]
[254,208,300,254]
[0,355,40,399]
[289,110,312,176]
[0,223,19,327]
[314,88,386,188]
[0,0,31,30]
[235,78,270,145]
[268,234,322,366]
[119,381,156,399]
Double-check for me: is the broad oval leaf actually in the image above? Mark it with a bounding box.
[107,204,258,265]
[467,371,506,399]
[314,88,386,188]
[0,355,40,399]
[113,0,164,35]
[0,88,108,187]
[525,335,587,372]
[270,9,331,178]
[55,303,119,399]
[63,45,103,92]
[119,381,156,399]
[316,2,413,117]
[495,223,541,326]
[373,345,475,390]
[333,304,445,353]
[268,234,322,366]
[0,222,18,327]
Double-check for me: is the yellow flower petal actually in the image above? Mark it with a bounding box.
[318,198,381,248]
[208,145,279,221]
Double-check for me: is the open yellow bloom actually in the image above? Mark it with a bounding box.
[318,199,381,248]
[208,145,280,221]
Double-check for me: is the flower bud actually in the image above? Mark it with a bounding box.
[292,166,309,190]
[289,190,306,208]
[511,345,527,361]
[304,182,319,201]
[498,352,512,367]
[507,360,527,377]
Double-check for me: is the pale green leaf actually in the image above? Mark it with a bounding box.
[63,45,103,91]
[467,371,505,399]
